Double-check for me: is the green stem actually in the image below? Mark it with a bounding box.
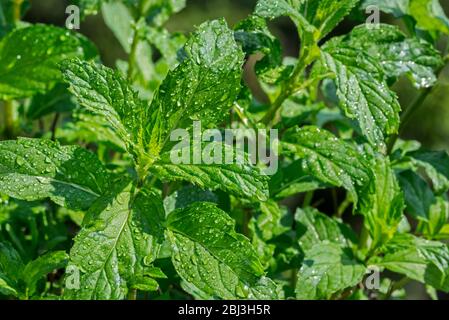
[2,0,23,139]
[13,0,23,22]
[127,29,140,81]
[302,191,314,208]
[127,288,137,300]
[359,224,370,252]
[3,100,15,139]
[260,46,319,126]
[386,89,431,154]
[127,0,148,81]
[50,113,60,141]
[385,277,410,300]
[336,194,352,218]
[260,64,305,126]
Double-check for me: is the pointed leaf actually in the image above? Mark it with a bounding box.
[283,126,371,203]
[378,233,449,292]
[0,25,97,100]
[150,142,269,202]
[339,24,443,88]
[167,202,279,299]
[22,251,68,297]
[359,156,405,248]
[64,181,165,299]
[410,150,449,194]
[295,242,366,300]
[321,46,401,149]
[145,19,244,156]
[0,138,112,210]
[61,59,148,161]
[295,207,357,251]
[0,242,23,297]
[397,170,435,221]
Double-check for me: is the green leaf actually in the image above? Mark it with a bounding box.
[101,1,134,53]
[27,84,76,120]
[0,0,22,37]
[150,142,269,202]
[146,27,186,68]
[397,170,435,221]
[409,0,449,35]
[252,200,290,241]
[280,99,324,128]
[64,181,165,299]
[254,0,302,21]
[320,46,401,149]
[363,0,449,35]
[358,156,404,248]
[0,25,97,100]
[362,0,409,17]
[269,159,327,199]
[298,0,359,39]
[283,126,371,203]
[0,138,112,210]
[58,109,127,152]
[378,233,449,292]
[61,59,148,162]
[163,185,220,214]
[425,197,449,238]
[144,0,186,27]
[339,24,443,88]
[255,0,358,40]
[295,242,366,300]
[295,207,357,251]
[145,19,244,156]
[167,202,279,299]
[410,150,449,194]
[0,242,23,297]
[73,0,104,16]
[234,15,283,81]
[22,251,68,297]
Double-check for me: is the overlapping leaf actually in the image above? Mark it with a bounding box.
[320,46,401,149]
[378,233,449,292]
[0,242,67,298]
[295,242,366,300]
[255,0,358,40]
[61,59,148,161]
[144,19,244,156]
[283,126,371,202]
[0,138,112,210]
[409,0,449,34]
[363,0,449,35]
[269,159,327,199]
[358,156,404,248]
[397,170,435,221]
[0,25,96,99]
[297,0,360,39]
[150,142,269,202]
[410,150,449,194]
[338,24,443,88]
[64,181,165,299]
[166,202,279,299]
[295,207,357,251]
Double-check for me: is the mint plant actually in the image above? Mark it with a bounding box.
[1,0,449,300]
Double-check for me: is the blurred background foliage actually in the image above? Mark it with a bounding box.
[23,0,449,152]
